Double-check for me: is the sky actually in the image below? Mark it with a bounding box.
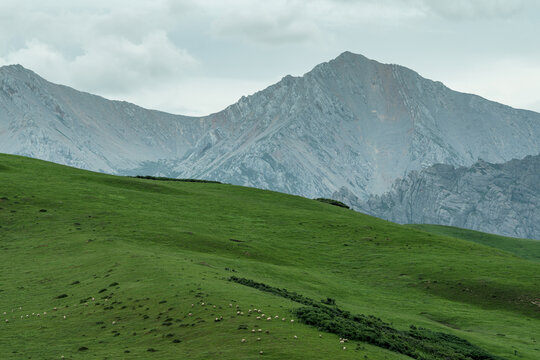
[1,0,539,116]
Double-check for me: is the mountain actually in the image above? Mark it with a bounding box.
[1,153,539,359]
[0,64,206,173]
[1,51,540,204]
[359,155,540,240]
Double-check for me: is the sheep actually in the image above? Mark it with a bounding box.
[343,346,347,350]
[63,315,66,319]
[266,317,271,321]
[293,335,297,339]
[241,338,246,343]
[5,319,8,323]
[257,337,261,341]
[290,319,294,323]
[112,321,116,325]
[259,350,263,355]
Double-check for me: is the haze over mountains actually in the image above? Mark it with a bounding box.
[1,52,539,237]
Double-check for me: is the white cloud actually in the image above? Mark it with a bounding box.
[420,0,526,20]
[443,58,540,111]
[0,31,197,94]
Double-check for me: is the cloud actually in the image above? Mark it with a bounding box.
[443,58,540,111]
[420,0,526,20]
[0,31,197,94]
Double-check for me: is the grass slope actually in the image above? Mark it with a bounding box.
[407,225,540,262]
[0,154,539,359]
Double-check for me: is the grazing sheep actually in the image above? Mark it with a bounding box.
[257,337,261,341]
[112,321,116,325]
[252,329,256,333]
[293,335,297,339]
[256,316,261,320]
[63,315,66,319]
[5,319,8,323]
[282,318,286,321]
[343,347,347,350]
[188,313,193,316]
[259,350,263,355]
[258,329,262,332]
[266,317,271,321]
[290,319,294,323]
[241,339,246,343]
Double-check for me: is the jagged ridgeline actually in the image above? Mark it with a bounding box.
[1,154,539,359]
[1,52,540,240]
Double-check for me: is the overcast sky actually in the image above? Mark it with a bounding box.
[1,0,539,116]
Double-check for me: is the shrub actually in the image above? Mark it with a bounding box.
[314,198,350,209]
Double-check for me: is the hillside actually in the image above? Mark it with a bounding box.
[408,224,540,262]
[1,154,539,359]
[359,155,540,240]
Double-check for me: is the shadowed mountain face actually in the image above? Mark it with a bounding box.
[358,155,540,240]
[1,51,540,208]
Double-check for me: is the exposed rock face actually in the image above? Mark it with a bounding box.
[1,52,540,225]
[359,155,540,240]
[0,64,206,173]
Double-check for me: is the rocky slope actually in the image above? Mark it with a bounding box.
[358,155,540,240]
[1,51,540,209]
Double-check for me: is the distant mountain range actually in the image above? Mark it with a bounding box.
[357,155,540,240]
[1,52,539,238]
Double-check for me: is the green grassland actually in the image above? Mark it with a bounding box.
[0,154,539,359]
[408,225,540,262]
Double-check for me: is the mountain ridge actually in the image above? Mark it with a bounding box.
[359,154,540,240]
[1,52,540,238]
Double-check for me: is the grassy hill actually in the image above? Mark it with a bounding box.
[407,224,540,262]
[0,154,539,359]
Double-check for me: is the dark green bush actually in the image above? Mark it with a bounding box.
[314,198,350,209]
[133,175,221,184]
[230,276,505,360]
